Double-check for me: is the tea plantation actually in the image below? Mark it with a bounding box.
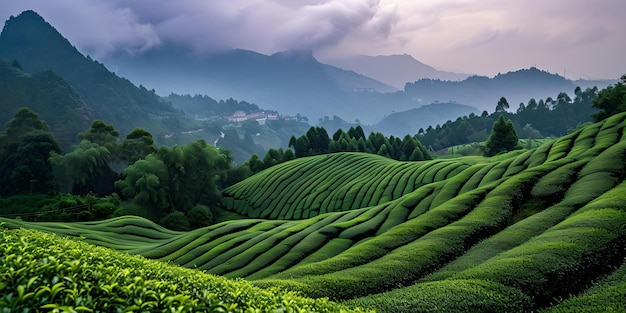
[3,112,626,312]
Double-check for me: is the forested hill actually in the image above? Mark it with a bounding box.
[0,60,93,149]
[376,102,480,135]
[0,10,181,138]
[404,68,586,112]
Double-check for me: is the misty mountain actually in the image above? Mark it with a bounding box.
[403,68,588,113]
[101,46,396,123]
[323,54,470,90]
[376,102,480,136]
[0,10,184,140]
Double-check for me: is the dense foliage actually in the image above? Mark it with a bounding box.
[592,74,626,122]
[0,227,365,312]
[0,59,93,149]
[0,107,61,196]
[115,140,230,229]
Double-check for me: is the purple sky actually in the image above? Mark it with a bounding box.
[1,0,624,79]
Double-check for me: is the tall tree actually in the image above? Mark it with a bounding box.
[485,115,519,156]
[49,140,113,194]
[0,107,61,195]
[116,139,231,217]
[495,97,510,113]
[78,120,120,156]
[119,127,156,163]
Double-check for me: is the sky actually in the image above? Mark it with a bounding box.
[1,0,624,80]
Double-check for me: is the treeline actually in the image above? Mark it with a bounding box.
[288,125,432,161]
[418,86,600,151]
[0,107,235,230]
[235,125,433,178]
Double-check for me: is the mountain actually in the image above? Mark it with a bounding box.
[101,47,396,123]
[0,59,93,149]
[0,10,185,141]
[323,54,470,89]
[403,67,581,112]
[376,102,480,135]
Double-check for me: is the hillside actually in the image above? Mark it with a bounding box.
[5,111,626,311]
[324,54,470,89]
[0,59,93,149]
[102,47,395,123]
[376,102,481,135]
[0,11,185,141]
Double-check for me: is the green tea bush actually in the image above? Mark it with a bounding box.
[0,228,366,312]
[531,159,586,198]
[346,279,532,313]
[451,205,626,308]
[540,262,626,313]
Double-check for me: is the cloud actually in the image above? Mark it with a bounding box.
[0,0,398,57]
[0,0,624,78]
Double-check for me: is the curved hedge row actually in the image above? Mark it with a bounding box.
[222,153,472,219]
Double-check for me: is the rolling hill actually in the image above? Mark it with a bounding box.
[4,111,626,311]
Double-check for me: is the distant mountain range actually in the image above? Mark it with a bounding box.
[0,10,617,143]
[402,68,608,113]
[101,47,396,123]
[322,54,470,89]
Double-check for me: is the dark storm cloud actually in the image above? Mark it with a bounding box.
[0,0,624,78]
[0,0,398,57]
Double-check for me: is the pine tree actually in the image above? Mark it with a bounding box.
[485,115,519,156]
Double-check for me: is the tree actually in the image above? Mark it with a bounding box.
[0,107,61,196]
[247,153,265,173]
[78,120,120,155]
[49,140,114,194]
[115,139,231,218]
[485,115,519,156]
[592,75,626,122]
[495,97,510,113]
[119,128,156,163]
[186,204,213,228]
[114,154,170,212]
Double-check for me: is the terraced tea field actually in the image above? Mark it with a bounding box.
[4,112,626,312]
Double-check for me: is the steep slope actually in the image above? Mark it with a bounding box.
[5,112,626,311]
[0,11,183,138]
[0,59,93,149]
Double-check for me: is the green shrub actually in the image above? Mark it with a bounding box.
[160,211,191,231]
[186,204,214,228]
[0,228,365,312]
[346,279,532,313]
